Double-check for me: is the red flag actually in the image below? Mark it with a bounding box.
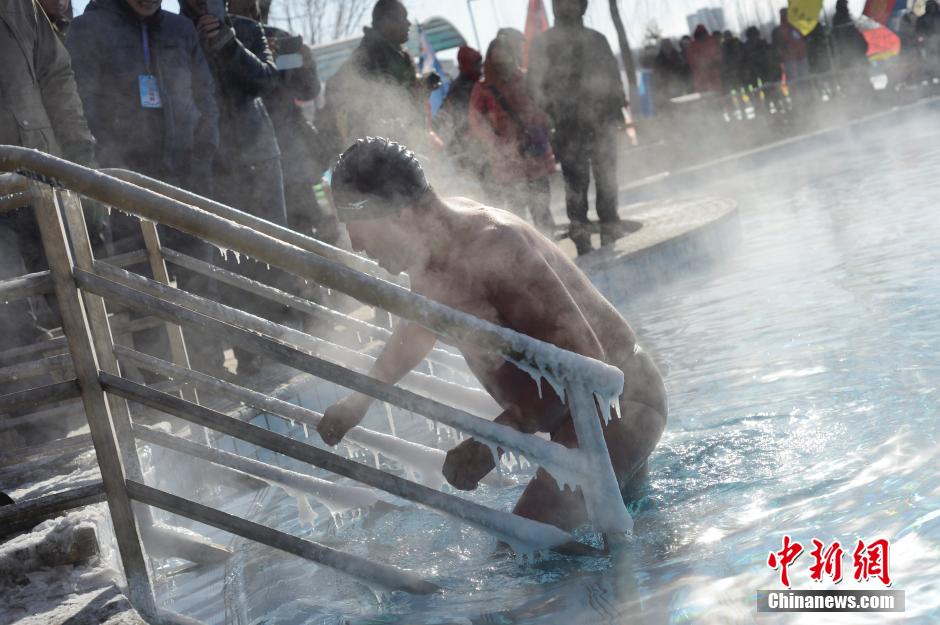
[523,0,549,69]
[863,0,906,25]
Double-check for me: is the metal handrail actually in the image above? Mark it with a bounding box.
[0,147,623,398]
[1,148,636,620]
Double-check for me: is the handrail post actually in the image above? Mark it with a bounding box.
[567,386,634,535]
[138,221,199,403]
[58,190,149,475]
[32,182,157,618]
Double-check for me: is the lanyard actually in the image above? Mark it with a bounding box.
[141,22,152,73]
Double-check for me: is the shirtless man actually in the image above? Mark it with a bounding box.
[317,138,667,531]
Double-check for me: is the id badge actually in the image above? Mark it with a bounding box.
[138,74,163,109]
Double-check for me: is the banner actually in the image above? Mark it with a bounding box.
[417,24,450,118]
[862,0,909,25]
[787,0,824,36]
[523,0,549,69]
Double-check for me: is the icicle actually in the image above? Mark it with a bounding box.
[383,403,397,437]
[302,422,309,438]
[288,489,318,527]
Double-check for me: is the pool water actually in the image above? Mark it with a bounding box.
[220,105,940,625]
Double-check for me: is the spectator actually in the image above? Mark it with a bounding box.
[742,26,781,88]
[496,27,525,68]
[832,0,872,98]
[652,38,690,108]
[179,0,286,225]
[230,0,339,243]
[180,0,296,376]
[528,0,627,255]
[918,1,940,76]
[68,0,223,374]
[68,0,218,199]
[436,46,485,178]
[319,0,436,161]
[720,30,746,92]
[1,0,96,394]
[470,37,556,236]
[772,9,810,90]
[37,0,73,40]
[687,25,723,92]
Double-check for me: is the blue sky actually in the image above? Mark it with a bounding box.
[70,0,871,52]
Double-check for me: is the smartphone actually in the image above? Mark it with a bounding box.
[274,35,304,71]
[206,0,226,22]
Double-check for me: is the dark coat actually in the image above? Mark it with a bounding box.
[67,0,218,195]
[186,10,281,165]
[262,25,324,182]
[0,0,95,165]
[319,26,422,159]
[527,19,625,131]
[181,10,286,224]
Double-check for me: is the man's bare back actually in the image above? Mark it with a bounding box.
[318,138,667,532]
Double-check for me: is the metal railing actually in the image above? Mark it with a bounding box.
[0,146,630,623]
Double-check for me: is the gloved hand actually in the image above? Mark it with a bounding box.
[442,438,497,491]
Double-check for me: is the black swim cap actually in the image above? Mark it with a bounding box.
[331,137,431,221]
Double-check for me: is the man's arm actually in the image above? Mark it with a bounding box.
[36,6,95,165]
[316,321,438,445]
[442,231,607,491]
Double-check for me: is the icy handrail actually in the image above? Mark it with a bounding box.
[101,168,402,285]
[0,147,623,400]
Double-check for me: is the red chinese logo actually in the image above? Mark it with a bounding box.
[852,539,891,586]
[767,535,804,588]
[809,539,844,583]
[767,536,892,588]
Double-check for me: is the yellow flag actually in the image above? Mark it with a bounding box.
[788,0,824,36]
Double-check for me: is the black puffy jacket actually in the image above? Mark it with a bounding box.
[68,0,218,195]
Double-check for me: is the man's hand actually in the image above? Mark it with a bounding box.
[197,14,235,51]
[442,439,497,491]
[316,394,371,446]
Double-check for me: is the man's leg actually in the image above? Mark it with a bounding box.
[591,129,624,247]
[554,128,593,255]
[523,176,556,238]
[513,467,589,532]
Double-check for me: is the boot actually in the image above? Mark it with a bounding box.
[569,222,593,256]
[600,220,641,248]
[600,221,624,248]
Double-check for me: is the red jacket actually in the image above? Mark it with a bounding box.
[687,27,723,92]
[469,70,555,183]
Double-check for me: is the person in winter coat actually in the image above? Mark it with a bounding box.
[469,36,556,237]
[742,26,781,87]
[772,8,810,88]
[179,0,285,225]
[68,0,224,374]
[229,0,338,243]
[67,0,218,199]
[527,0,627,255]
[1,0,97,393]
[436,46,484,178]
[180,0,297,376]
[686,25,723,92]
[831,0,872,98]
[319,0,436,162]
[652,38,690,109]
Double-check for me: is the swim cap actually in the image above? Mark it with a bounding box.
[331,137,431,221]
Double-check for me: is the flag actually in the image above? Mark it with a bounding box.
[417,23,450,118]
[856,14,902,59]
[787,0,824,36]
[523,0,549,69]
[863,0,892,23]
